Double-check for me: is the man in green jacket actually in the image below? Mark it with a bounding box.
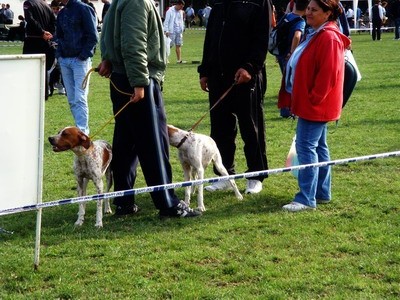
[97,0,200,218]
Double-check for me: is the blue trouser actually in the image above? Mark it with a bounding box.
[110,74,180,210]
[59,57,91,134]
[294,118,331,207]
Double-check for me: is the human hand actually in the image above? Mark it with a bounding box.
[200,77,209,92]
[234,68,251,84]
[131,87,144,103]
[42,31,53,41]
[97,60,112,78]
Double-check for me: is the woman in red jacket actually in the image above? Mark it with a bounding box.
[282,0,351,212]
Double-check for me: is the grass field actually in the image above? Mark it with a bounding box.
[0,29,399,299]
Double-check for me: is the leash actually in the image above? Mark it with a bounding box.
[176,80,237,148]
[82,68,134,140]
[82,68,236,142]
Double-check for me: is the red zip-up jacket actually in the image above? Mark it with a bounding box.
[291,22,351,122]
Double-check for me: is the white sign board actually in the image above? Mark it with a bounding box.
[0,54,45,213]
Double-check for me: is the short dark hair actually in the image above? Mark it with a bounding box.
[314,0,343,21]
[176,0,185,5]
[296,0,309,11]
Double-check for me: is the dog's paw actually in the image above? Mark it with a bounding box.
[95,222,103,228]
[104,207,113,214]
[74,219,84,227]
[236,193,244,201]
[197,206,206,212]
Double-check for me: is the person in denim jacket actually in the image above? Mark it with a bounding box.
[56,0,98,135]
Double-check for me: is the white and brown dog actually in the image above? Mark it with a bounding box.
[167,125,243,211]
[48,126,113,228]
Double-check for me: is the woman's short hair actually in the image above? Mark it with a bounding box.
[313,0,343,20]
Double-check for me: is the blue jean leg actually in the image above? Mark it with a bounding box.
[316,127,331,201]
[294,118,331,207]
[59,57,91,134]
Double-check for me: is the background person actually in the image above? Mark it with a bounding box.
[3,3,13,24]
[388,0,400,39]
[198,0,273,194]
[97,0,201,218]
[6,15,26,41]
[100,0,110,23]
[163,0,186,63]
[276,0,307,118]
[185,3,195,28]
[23,0,56,100]
[370,0,384,40]
[202,3,212,27]
[282,0,350,212]
[56,0,98,135]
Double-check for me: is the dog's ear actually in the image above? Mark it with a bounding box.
[79,132,91,149]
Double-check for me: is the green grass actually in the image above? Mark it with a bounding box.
[0,30,400,299]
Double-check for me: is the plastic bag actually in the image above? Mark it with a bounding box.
[165,36,171,58]
[285,135,299,178]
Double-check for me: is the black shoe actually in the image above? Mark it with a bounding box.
[114,204,140,216]
[159,201,202,218]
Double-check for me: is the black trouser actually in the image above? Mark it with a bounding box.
[23,38,55,100]
[372,19,382,40]
[110,73,180,210]
[207,71,268,181]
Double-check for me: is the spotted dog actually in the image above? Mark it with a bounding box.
[167,125,243,211]
[48,126,113,228]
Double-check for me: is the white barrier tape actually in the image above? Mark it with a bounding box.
[1,150,399,216]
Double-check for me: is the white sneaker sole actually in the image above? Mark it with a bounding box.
[204,183,233,192]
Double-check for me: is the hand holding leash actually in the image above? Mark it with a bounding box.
[234,68,252,84]
[131,87,144,103]
[97,60,112,78]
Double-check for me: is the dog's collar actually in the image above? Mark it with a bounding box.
[176,133,190,148]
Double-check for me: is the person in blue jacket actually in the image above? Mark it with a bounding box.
[56,0,98,135]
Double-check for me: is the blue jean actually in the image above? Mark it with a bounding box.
[59,57,91,134]
[395,18,400,39]
[294,118,331,207]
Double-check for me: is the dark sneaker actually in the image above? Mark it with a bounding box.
[114,204,140,217]
[159,201,202,218]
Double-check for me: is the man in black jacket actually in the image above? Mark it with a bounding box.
[23,0,56,100]
[198,0,273,194]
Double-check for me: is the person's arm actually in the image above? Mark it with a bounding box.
[121,1,150,89]
[23,1,50,38]
[163,9,171,36]
[240,0,272,77]
[79,4,98,60]
[289,30,302,55]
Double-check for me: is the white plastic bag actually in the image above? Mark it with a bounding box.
[345,49,362,81]
[165,36,171,58]
[285,135,299,178]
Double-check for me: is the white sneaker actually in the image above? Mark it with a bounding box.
[204,180,233,192]
[57,87,66,95]
[282,202,316,212]
[245,179,262,194]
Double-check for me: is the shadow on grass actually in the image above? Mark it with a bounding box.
[0,188,288,244]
